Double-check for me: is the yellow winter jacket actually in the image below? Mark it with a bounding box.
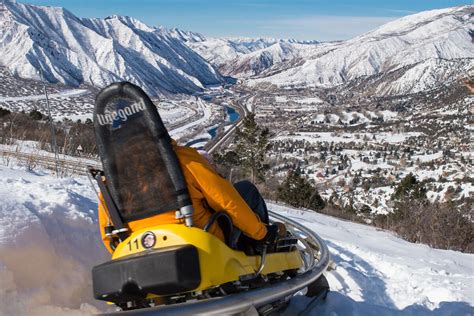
[98,143,267,253]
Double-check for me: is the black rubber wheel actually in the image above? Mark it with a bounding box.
[285,269,299,279]
[306,274,329,299]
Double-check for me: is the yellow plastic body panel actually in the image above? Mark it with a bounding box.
[111,224,303,293]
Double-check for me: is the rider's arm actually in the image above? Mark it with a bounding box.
[182,152,267,240]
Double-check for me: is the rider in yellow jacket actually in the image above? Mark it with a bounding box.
[98,142,268,253]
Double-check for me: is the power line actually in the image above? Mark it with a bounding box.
[39,68,61,177]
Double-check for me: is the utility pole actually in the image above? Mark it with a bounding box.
[39,68,60,177]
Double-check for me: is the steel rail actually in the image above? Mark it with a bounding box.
[101,210,330,316]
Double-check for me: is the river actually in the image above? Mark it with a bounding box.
[185,105,240,147]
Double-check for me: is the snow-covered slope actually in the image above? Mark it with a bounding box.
[165,27,206,43]
[188,37,319,72]
[271,203,474,315]
[0,164,472,315]
[0,165,107,315]
[248,5,474,95]
[0,1,224,96]
[218,42,311,77]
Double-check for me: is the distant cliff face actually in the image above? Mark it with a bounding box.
[244,6,474,96]
[0,1,224,96]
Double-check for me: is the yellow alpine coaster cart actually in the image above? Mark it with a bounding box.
[89,82,330,315]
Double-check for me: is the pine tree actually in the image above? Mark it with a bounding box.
[212,150,240,179]
[0,107,10,117]
[392,173,427,201]
[29,109,43,120]
[233,112,270,183]
[277,169,325,211]
[389,173,428,223]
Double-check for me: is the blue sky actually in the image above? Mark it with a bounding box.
[23,0,471,40]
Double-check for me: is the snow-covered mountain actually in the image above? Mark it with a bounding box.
[247,6,474,96]
[0,1,224,96]
[1,1,471,98]
[165,27,207,43]
[188,37,319,72]
[217,42,313,77]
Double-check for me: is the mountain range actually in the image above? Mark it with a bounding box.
[187,37,319,75]
[0,1,472,97]
[0,1,223,96]
[244,6,474,96]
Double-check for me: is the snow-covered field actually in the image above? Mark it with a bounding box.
[169,98,217,140]
[0,89,89,103]
[274,132,424,145]
[0,165,472,315]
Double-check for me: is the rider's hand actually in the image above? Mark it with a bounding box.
[262,224,280,245]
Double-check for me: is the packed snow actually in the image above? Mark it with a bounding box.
[0,164,472,315]
[272,203,474,315]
